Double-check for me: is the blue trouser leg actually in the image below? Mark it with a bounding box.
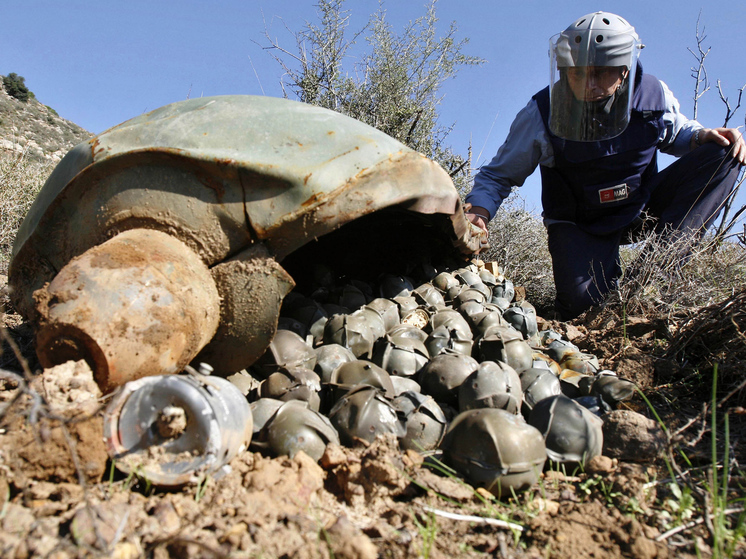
[547,223,622,320]
[645,143,742,233]
[548,144,742,319]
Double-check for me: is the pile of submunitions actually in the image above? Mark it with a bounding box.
[104,261,635,497]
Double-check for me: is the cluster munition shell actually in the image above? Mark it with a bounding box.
[441,409,546,498]
[458,360,523,414]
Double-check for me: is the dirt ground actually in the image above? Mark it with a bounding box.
[1,293,745,559]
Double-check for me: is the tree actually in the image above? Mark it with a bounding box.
[261,0,483,190]
[3,73,32,103]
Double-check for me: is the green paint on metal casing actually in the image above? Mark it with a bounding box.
[10,95,481,325]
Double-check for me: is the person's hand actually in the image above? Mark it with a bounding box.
[696,128,746,165]
[466,213,488,231]
[464,204,490,232]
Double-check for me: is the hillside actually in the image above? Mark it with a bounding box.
[0,75,92,162]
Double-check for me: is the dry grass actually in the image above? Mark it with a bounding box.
[481,193,555,311]
[614,228,746,318]
[0,149,54,276]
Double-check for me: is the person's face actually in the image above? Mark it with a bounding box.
[566,66,628,101]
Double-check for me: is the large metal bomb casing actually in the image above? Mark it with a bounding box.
[9,95,485,386]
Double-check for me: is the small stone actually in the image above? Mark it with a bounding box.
[112,542,141,559]
[642,524,661,540]
[559,489,579,502]
[71,503,133,548]
[602,410,665,462]
[219,522,248,546]
[402,449,424,468]
[476,487,495,501]
[564,324,586,341]
[2,504,35,535]
[414,469,475,501]
[151,502,180,534]
[629,535,659,559]
[325,516,378,559]
[585,455,616,474]
[529,498,560,514]
[543,470,567,483]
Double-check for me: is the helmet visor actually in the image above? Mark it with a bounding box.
[549,32,640,141]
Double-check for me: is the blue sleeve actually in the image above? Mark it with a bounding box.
[465,99,554,220]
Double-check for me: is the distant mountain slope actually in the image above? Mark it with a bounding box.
[0,75,93,163]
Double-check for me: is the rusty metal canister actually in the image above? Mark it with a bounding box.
[103,368,252,487]
[34,229,221,392]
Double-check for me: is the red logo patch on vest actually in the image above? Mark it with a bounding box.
[598,184,628,204]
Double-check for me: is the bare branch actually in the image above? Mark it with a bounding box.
[688,11,711,119]
[713,171,746,246]
[716,80,745,127]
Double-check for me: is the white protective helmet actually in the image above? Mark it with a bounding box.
[549,12,644,141]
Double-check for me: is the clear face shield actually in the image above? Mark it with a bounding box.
[549,31,641,142]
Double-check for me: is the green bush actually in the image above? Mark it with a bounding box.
[3,73,32,103]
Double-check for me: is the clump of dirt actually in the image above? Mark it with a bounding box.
[156,406,188,439]
[524,499,669,559]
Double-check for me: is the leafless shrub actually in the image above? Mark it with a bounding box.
[480,193,555,310]
[665,287,746,405]
[688,11,710,121]
[0,149,54,276]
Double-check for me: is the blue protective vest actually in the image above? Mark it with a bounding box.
[533,68,667,234]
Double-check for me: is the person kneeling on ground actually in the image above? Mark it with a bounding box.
[465,11,745,320]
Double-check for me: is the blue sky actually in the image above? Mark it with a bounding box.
[2,1,745,214]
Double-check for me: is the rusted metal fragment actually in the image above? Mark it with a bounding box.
[196,244,295,376]
[34,229,220,392]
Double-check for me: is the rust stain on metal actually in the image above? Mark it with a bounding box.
[301,192,325,209]
[198,174,227,199]
[90,137,107,159]
[323,145,360,165]
[33,229,220,392]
